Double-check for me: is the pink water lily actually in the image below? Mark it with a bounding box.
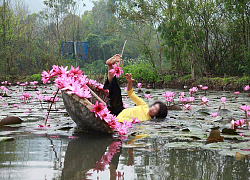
[98,108,111,122]
[240,105,250,112]
[163,91,175,98]
[221,97,226,103]
[144,94,151,99]
[200,96,209,107]
[165,97,174,103]
[234,91,240,98]
[137,83,142,89]
[90,101,106,117]
[22,92,31,99]
[109,63,124,77]
[12,104,18,107]
[19,96,25,101]
[202,86,208,90]
[179,92,185,97]
[179,96,187,103]
[50,96,59,102]
[41,70,51,84]
[234,119,245,127]
[44,96,51,101]
[211,112,218,117]
[189,87,198,93]
[244,85,250,91]
[75,87,92,98]
[116,121,130,135]
[189,97,195,102]
[68,65,83,79]
[132,117,140,124]
[184,104,191,110]
[221,97,226,109]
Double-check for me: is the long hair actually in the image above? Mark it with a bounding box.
[150,101,168,118]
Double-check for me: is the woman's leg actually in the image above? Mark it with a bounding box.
[104,55,124,116]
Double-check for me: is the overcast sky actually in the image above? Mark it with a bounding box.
[23,0,93,14]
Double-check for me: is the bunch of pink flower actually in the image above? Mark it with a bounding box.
[90,101,137,135]
[41,65,108,99]
[239,105,250,126]
[0,86,8,94]
[41,65,141,135]
[189,87,198,96]
[163,91,175,106]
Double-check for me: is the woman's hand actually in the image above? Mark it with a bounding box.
[125,73,135,82]
[125,73,134,91]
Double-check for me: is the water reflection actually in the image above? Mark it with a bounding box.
[130,137,250,180]
[62,135,123,180]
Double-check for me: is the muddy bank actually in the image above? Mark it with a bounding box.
[1,74,250,92]
[119,76,250,92]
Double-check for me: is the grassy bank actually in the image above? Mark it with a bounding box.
[1,72,250,92]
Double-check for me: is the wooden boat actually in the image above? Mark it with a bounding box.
[62,86,114,134]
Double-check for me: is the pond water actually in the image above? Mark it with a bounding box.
[0,85,250,179]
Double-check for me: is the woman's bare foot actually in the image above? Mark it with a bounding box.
[106,54,121,65]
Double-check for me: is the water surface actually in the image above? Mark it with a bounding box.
[0,85,249,179]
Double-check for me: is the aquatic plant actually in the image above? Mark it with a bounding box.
[240,105,250,126]
[200,96,209,111]
[189,87,198,96]
[202,86,208,96]
[244,85,250,96]
[144,93,151,105]
[137,83,142,89]
[234,91,239,98]
[36,94,44,108]
[163,91,175,106]
[132,117,140,124]
[189,97,195,105]
[184,104,191,110]
[234,119,245,127]
[221,97,226,109]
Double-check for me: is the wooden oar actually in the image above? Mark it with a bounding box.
[119,40,127,66]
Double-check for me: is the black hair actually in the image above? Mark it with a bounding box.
[150,101,168,118]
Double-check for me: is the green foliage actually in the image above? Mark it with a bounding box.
[31,74,41,82]
[83,60,107,75]
[10,67,20,76]
[181,74,192,82]
[122,62,158,82]
[236,76,250,86]
[0,0,250,81]
[163,74,178,83]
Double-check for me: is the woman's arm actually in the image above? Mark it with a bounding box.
[125,73,147,106]
[125,73,134,91]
